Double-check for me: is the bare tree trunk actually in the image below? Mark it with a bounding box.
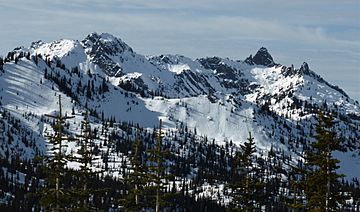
[56,95,62,212]
[135,184,139,206]
[156,189,159,212]
[326,150,330,212]
[84,184,88,210]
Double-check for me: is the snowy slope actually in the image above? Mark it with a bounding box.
[0,32,359,180]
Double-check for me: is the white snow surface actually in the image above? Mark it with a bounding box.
[0,33,359,182]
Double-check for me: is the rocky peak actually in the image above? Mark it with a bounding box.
[81,33,136,76]
[299,62,310,74]
[82,32,133,56]
[30,40,44,50]
[252,47,275,67]
[244,54,254,65]
[198,57,240,83]
[198,57,222,70]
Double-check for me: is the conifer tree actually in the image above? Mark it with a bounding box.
[70,112,98,211]
[228,149,243,211]
[304,112,347,211]
[228,132,263,211]
[39,95,75,211]
[102,78,109,93]
[0,56,4,70]
[285,164,306,211]
[146,119,171,212]
[124,128,148,211]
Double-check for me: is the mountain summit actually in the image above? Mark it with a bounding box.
[1,32,358,151]
[245,47,275,67]
[0,33,359,208]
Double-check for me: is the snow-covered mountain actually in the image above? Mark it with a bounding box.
[0,32,359,181]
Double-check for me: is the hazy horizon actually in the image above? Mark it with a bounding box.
[1,0,359,100]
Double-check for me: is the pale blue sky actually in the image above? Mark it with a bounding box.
[0,0,359,100]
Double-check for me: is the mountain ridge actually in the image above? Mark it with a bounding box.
[0,33,359,204]
[2,31,359,145]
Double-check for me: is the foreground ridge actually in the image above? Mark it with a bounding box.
[0,33,359,210]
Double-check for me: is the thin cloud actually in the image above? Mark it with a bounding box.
[0,0,359,100]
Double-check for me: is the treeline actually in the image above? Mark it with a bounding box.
[0,97,359,211]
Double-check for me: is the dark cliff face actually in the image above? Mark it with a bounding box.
[244,55,254,65]
[83,32,133,56]
[81,32,134,76]
[252,47,275,67]
[198,57,238,80]
[198,57,249,93]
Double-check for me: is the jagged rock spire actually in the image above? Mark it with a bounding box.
[244,47,275,67]
[300,62,309,73]
[244,54,254,65]
[252,47,275,67]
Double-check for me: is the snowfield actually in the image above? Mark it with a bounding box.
[0,33,359,197]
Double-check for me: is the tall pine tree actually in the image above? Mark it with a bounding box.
[70,112,99,211]
[285,163,306,211]
[39,95,75,211]
[146,119,171,212]
[228,132,263,211]
[304,112,347,211]
[124,127,148,211]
